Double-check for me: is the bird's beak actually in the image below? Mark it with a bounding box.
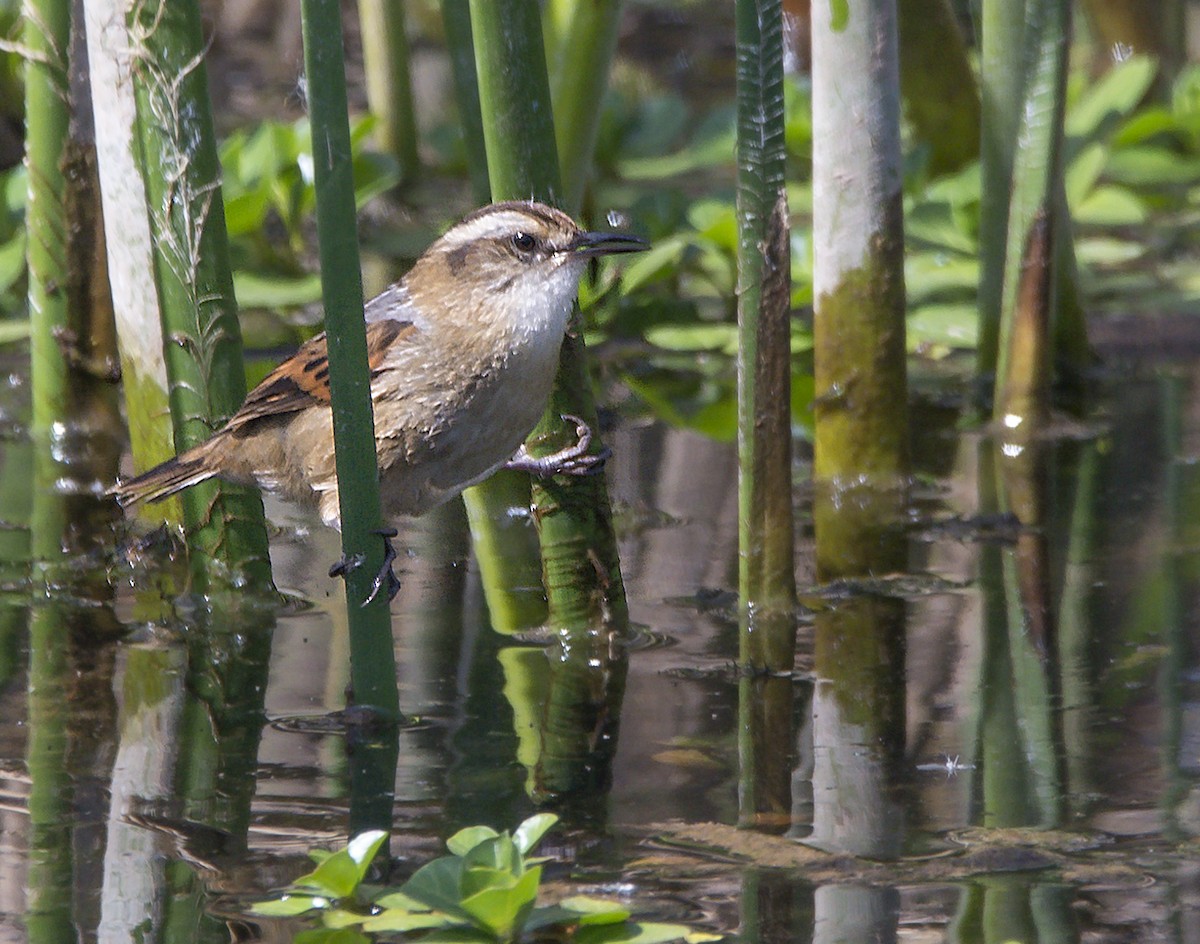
[569,230,649,258]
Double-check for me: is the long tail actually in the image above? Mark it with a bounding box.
[111,441,222,507]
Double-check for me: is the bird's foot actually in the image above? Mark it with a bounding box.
[328,527,401,607]
[505,414,610,478]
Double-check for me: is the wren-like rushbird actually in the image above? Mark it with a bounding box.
[113,200,647,599]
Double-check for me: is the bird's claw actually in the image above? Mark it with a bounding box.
[329,528,401,607]
[506,414,610,478]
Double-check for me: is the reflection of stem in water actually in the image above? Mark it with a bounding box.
[742,868,813,944]
[808,487,907,858]
[813,885,898,944]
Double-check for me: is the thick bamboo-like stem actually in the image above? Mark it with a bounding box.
[992,0,1073,426]
[357,0,419,186]
[811,0,908,495]
[440,0,490,204]
[469,0,628,632]
[546,0,622,215]
[300,0,400,733]
[83,0,180,522]
[441,0,549,632]
[127,0,271,587]
[24,0,72,431]
[468,0,629,802]
[896,0,980,177]
[976,0,1027,379]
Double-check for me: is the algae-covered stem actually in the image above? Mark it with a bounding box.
[299,0,399,731]
[811,0,909,509]
[25,0,72,432]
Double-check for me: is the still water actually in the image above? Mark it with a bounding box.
[0,346,1197,942]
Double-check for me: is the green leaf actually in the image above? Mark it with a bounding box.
[400,854,470,916]
[249,894,330,916]
[0,231,26,294]
[576,921,701,944]
[646,323,738,355]
[560,896,632,925]
[904,252,978,305]
[294,833,383,900]
[447,826,501,857]
[1075,236,1145,266]
[619,236,689,294]
[374,889,434,910]
[1074,185,1148,226]
[513,813,558,855]
[361,910,457,933]
[0,320,29,346]
[233,271,323,309]
[1064,141,1108,207]
[1106,147,1200,186]
[1066,54,1157,141]
[459,865,540,938]
[223,189,269,237]
[908,303,978,351]
[906,200,977,254]
[829,0,849,32]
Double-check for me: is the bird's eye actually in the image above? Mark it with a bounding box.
[511,232,537,254]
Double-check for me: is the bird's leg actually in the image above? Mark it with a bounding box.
[505,413,611,478]
[328,527,402,607]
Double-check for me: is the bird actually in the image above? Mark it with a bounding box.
[112,200,647,599]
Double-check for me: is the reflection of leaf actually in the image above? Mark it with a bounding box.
[294,929,372,944]
[576,921,707,944]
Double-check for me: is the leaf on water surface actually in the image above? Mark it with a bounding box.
[559,895,632,925]
[360,909,456,933]
[293,832,385,900]
[399,854,471,916]
[575,920,710,944]
[250,893,331,916]
[458,866,541,936]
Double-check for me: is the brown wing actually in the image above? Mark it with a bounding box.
[227,318,413,432]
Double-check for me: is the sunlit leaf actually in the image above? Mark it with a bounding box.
[1074,185,1148,226]
[447,826,501,856]
[1064,141,1108,207]
[1075,236,1145,266]
[459,865,540,937]
[0,320,29,346]
[620,236,690,295]
[295,847,364,899]
[1066,54,1158,141]
[223,189,270,237]
[513,813,558,855]
[906,200,977,254]
[1106,147,1200,186]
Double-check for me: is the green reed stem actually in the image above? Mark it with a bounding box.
[357,0,419,186]
[300,0,399,726]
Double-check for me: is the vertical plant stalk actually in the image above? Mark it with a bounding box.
[735,0,795,832]
[546,0,622,216]
[83,0,180,522]
[439,0,490,204]
[896,0,980,177]
[300,0,400,726]
[127,0,271,587]
[992,0,1073,426]
[24,0,72,431]
[442,0,547,632]
[976,0,1027,378]
[357,0,419,186]
[469,0,628,632]
[811,0,908,495]
[736,0,795,663]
